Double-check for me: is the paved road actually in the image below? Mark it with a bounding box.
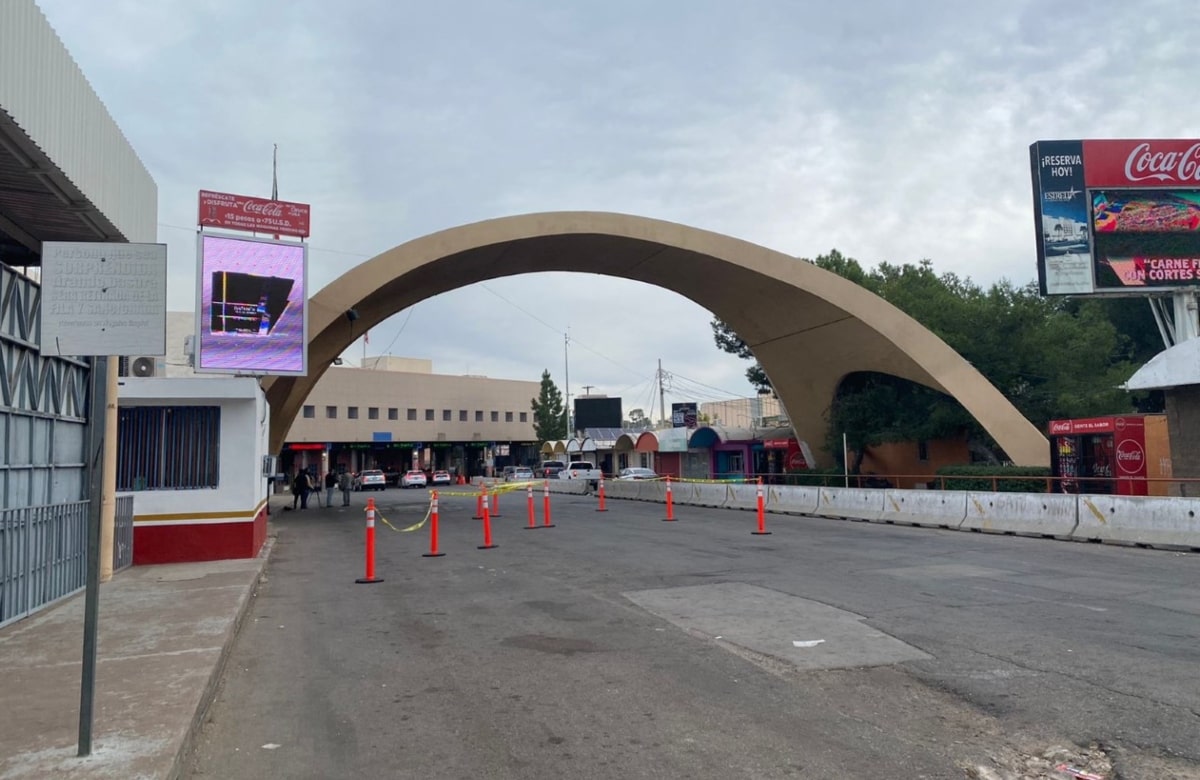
[184,491,1200,779]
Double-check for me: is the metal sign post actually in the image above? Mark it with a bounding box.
[77,355,108,755]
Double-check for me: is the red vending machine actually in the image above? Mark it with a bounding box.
[1048,416,1148,496]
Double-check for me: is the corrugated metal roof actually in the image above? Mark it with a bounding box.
[0,0,157,255]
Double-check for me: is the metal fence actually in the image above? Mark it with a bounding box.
[0,501,89,628]
[113,494,134,573]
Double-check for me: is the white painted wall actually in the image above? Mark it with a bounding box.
[116,377,267,519]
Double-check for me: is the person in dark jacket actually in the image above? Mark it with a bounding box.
[292,470,312,509]
[324,470,338,507]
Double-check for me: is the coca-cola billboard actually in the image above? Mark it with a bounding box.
[198,190,311,238]
[1030,139,1200,296]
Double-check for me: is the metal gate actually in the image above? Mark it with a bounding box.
[112,494,134,572]
[0,501,88,628]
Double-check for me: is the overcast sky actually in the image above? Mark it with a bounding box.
[36,0,1200,417]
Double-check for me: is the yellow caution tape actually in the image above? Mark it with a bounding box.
[375,503,431,533]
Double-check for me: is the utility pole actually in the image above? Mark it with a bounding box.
[563,331,571,438]
[581,384,594,396]
[658,358,666,429]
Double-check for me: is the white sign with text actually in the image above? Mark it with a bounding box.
[40,242,167,357]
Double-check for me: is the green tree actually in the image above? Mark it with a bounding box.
[531,369,567,442]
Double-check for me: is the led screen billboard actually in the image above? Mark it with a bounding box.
[1031,139,1200,295]
[195,233,307,375]
[574,397,621,431]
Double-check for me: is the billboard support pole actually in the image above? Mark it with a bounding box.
[1171,291,1200,345]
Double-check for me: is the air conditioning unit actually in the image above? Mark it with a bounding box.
[119,356,164,378]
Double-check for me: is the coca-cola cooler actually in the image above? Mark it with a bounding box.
[1049,415,1149,495]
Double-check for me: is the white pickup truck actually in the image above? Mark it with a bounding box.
[557,461,602,491]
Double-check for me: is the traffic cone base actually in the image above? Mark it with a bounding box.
[477,544,498,550]
[421,552,447,557]
[355,577,385,583]
[751,531,772,536]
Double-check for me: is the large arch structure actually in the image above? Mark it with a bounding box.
[262,212,1049,466]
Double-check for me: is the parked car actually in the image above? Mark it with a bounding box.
[617,467,658,480]
[400,469,428,489]
[536,460,565,479]
[431,470,452,486]
[354,469,387,491]
[558,461,602,491]
[510,466,534,482]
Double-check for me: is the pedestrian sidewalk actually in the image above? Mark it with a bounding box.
[0,533,273,779]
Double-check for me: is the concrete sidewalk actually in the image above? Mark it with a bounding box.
[0,533,273,779]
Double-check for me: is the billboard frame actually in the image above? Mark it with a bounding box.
[1032,139,1200,297]
[193,231,308,377]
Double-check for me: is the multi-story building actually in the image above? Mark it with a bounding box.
[281,357,541,479]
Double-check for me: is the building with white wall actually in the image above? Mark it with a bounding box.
[116,377,269,564]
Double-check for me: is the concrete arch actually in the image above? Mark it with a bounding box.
[263,212,1048,466]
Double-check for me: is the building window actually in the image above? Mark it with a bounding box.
[348,406,359,420]
[388,408,398,421]
[519,412,527,423]
[459,410,468,422]
[505,411,513,422]
[491,411,499,422]
[918,440,929,462]
[368,407,379,420]
[475,410,483,422]
[443,409,452,421]
[326,406,337,419]
[407,408,417,421]
[302,405,315,419]
[425,409,434,421]
[117,406,220,490]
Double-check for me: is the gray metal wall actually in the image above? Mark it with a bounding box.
[0,263,89,509]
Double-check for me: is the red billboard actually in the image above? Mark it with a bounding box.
[1081,140,1200,188]
[198,190,311,238]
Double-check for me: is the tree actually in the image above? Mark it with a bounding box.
[623,408,652,431]
[530,370,567,442]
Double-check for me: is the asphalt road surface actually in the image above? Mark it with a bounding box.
[184,490,1200,779]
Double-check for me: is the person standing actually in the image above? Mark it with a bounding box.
[291,471,304,510]
[325,470,337,508]
[297,470,312,509]
[338,471,352,506]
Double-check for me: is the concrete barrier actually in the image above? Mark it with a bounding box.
[639,480,667,503]
[546,479,588,495]
[724,483,758,511]
[1075,495,1200,549]
[691,483,730,508]
[602,480,639,500]
[962,492,1078,538]
[768,485,819,515]
[815,487,884,521]
[880,489,966,528]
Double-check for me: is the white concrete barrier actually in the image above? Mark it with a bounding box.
[816,487,884,521]
[724,483,759,511]
[1075,495,1200,549]
[640,480,667,502]
[962,492,1078,537]
[546,479,588,495]
[690,483,730,508]
[768,485,819,515]
[602,480,639,500]
[880,489,966,528]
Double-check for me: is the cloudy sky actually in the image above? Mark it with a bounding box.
[36,0,1200,417]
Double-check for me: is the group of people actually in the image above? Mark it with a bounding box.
[290,469,353,510]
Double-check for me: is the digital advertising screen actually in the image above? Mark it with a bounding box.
[195,233,307,375]
[574,397,622,431]
[1031,139,1200,296]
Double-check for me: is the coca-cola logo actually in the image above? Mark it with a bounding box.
[1123,142,1200,183]
[1115,439,1145,474]
[1049,421,1072,435]
[243,201,285,217]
